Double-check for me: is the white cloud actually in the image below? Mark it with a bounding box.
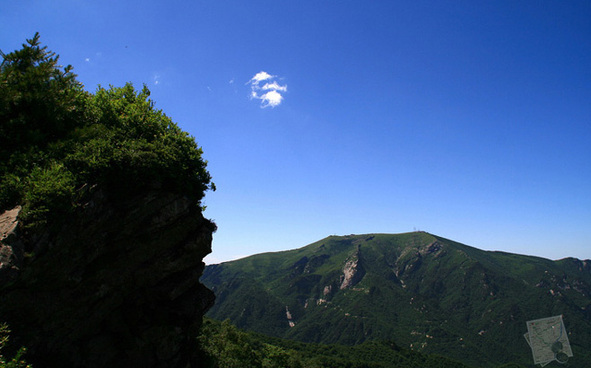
[262,81,287,92]
[260,90,283,108]
[249,71,273,86]
[248,71,287,108]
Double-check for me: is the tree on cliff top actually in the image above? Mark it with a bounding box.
[0,33,84,158]
[0,33,214,227]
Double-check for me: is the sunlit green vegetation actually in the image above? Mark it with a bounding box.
[203,233,591,367]
[0,33,214,230]
[198,318,475,368]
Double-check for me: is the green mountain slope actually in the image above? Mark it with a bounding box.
[202,232,591,367]
[198,318,474,368]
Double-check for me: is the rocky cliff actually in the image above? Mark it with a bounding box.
[0,184,216,367]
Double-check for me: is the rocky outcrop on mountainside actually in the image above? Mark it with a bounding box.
[0,206,23,283]
[339,248,365,290]
[202,232,591,366]
[0,184,216,368]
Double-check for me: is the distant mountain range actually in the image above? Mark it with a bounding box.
[202,232,591,367]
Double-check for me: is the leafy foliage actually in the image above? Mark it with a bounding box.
[0,34,214,228]
[199,319,304,368]
[0,324,31,368]
[198,318,472,368]
[0,33,84,157]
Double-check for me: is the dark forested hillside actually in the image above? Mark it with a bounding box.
[202,232,591,367]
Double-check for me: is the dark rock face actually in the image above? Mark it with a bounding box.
[0,186,216,367]
[0,206,23,282]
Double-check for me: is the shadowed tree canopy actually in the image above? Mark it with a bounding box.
[0,33,84,156]
[0,33,214,227]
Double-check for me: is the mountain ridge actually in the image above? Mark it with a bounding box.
[202,232,591,367]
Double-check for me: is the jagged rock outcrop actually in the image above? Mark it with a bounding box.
[0,185,216,368]
[0,206,23,283]
[339,248,365,290]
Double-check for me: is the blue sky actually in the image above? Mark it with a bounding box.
[2,1,590,263]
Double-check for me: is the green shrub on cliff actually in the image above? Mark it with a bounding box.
[0,33,214,227]
[198,319,305,368]
[0,324,31,368]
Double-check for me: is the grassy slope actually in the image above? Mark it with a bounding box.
[203,232,591,367]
